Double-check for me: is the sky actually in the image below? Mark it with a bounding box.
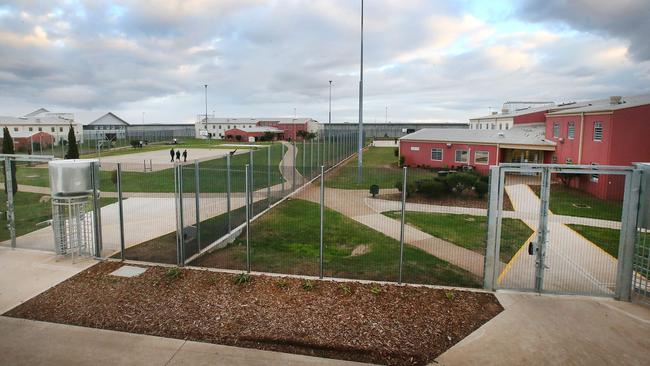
[0,0,649,125]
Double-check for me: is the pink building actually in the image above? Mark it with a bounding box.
[400,94,650,200]
[224,127,283,142]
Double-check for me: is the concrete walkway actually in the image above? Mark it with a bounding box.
[436,292,650,365]
[500,184,618,295]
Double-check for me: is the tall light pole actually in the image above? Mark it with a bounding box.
[328,80,332,165]
[328,81,332,125]
[357,0,364,183]
[204,84,208,138]
[385,106,388,124]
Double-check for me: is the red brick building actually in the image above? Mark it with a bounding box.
[0,131,55,152]
[224,127,283,142]
[400,94,650,199]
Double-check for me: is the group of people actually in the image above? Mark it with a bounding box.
[170,148,188,162]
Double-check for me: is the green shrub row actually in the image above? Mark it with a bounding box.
[395,172,489,199]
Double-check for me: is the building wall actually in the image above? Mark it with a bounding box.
[610,104,650,165]
[545,115,581,164]
[400,140,498,174]
[2,123,83,143]
[513,110,547,125]
[469,117,513,130]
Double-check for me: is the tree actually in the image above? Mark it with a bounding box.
[65,125,79,159]
[2,127,18,194]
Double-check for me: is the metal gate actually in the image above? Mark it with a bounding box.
[633,163,650,304]
[484,163,643,300]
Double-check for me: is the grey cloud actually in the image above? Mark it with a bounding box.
[516,0,650,61]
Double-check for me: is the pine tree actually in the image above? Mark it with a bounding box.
[2,127,18,193]
[65,125,79,159]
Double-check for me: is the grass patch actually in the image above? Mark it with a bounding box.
[529,184,622,221]
[383,211,533,263]
[0,191,116,241]
[326,147,406,190]
[566,224,650,261]
[192,199,481,288]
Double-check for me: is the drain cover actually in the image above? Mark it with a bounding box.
[110,265,147,278]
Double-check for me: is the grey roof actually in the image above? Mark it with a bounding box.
[202,117,315,124]
[470,104,554,120]
[228,127,283,133]
[547,93,650,115]
[400,123,555,147]
[0,115,72,125]
[23,108,49,117]
[88,112,130,126]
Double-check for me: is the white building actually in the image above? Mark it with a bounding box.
[0,108,83,144]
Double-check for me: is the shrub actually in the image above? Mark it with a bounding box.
[370,285,382,295]
[399,156,405,167]
[234,272,251,285]
[110,170,118,186]
[394,147,399,157]
[369,184,379,197]
[395,180,416,198]
[301,280,315,291]
[165,267,182,280]
[418,178,448,198]
[130,140,140,148]
[474,180,488,198]
[340,284,352,295]
[276,278,289,289]
[445,172,476,195]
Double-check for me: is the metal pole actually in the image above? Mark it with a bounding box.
[4,157,16,248]
[302,139,306,184]
[178,164,185,266]
[357,0,364,184]
[535,168,551,292]
[292,142,296,191]
[194,160,201,252]
[281,143,285,196]
[249,149,254,196]
[90,162,102,257]
[174,164,182,266]
[316,134,320,171]
[319,165,325,279]
[310,139,313,178]
[117,163,125,260]
[204,84,208,134]
[226,154,231,233]
[328,80,332,169]
[399,167,407,284]
[267,146,271,208]
[245,164,251,273]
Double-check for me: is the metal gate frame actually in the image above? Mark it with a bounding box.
[483,163,642,301]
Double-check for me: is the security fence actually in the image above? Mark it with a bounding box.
[2,146,650,302]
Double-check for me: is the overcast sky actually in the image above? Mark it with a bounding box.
[1,0,649,125]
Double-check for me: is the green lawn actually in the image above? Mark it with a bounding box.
[0,191,116,241]
[190,199,481,287]
[4,143,286,194]
[567,224,650,261]
[383,211,533,263]
[530,185,622,221]
[325,147,405,189]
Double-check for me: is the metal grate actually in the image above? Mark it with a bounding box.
[51,195,95,259]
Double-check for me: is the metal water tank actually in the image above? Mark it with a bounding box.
[48,159,100,197]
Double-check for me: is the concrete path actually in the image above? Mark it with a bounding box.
[296,187,487,277]
[499,184,618,295]
[436,292,650,365]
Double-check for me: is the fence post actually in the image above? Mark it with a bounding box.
[615,169,642,301]
[226,154,232,233]
[117,163,125,260]
[281,143,285,196]
[302,140,306,184]
[245,164,251,273]
[249,149,254,197]
[483,166,501,290]
[316,136,320,173]
[399,167,407,284]
[90,162,103,257]
[177,164,186,266]
[4,157,16,249]
[292,142,296,192]
[310,139,313,179]
[267,146,271,208]
[320,165,325,279]
[194,160,201,252]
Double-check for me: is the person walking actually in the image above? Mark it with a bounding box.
[175,150,181,162]
[182,150,188,162]
[170,148,175,162]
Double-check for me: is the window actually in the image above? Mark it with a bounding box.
[13,127,18,132]
[410,146,420,151]
[474,151,489,165]
[38,127,42,131]
[227,125,230,129]
[59,127,63,132]
[29,127,33,132]
[499,123,502,130]
[553,122,559,138]
[593,122,603,141]
[455,149,468,163]
[431,148,443,161]
[590,163,599,182]
[566,157,573,164]
[552,155,558,163]
[491,124,495,130]
[568,122,575,140]
[51,127,55,132]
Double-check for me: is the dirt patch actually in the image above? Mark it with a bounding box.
[5,262,502,366]
[350,244,370,256]
[378,192,515,211]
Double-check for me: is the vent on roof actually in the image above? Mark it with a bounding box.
[501,108,509,114]
[497,132,505,138]
[491,111,498,115]
[610,96,622,105]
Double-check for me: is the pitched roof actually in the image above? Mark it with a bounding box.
[88,112,130,126]
[23,108,50,117]
[400,123,555,147]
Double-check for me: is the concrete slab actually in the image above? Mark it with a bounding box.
[0,247,95,313]
[110,265,148,277]
[435,292,650,366]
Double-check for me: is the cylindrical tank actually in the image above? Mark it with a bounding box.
[48,159,100,197]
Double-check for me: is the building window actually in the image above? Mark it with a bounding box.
[593,122,603,141]
[491,124,495,130]
[553,122,559,138]
[38,127,42,131]
[552,155,558,163]
[474,151,489,165]
[51,127,55,132]
[499,123,502,130]
[591,163,599,182]
[29,127,33,132]
[566,157,573,164]
[59,127,63,132]
[455,149,468,163]
[568,122,575,140]
[431,148,443,161]
[410,146,420,151]
[13,127,18,132]
[227,125,230,129]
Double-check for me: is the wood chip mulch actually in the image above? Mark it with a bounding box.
[4,262,503,366]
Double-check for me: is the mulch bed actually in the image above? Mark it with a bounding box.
[4,262,502,366]
[378,192,514,211]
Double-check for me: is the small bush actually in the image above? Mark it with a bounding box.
[165,267,182,280]
[370,285,382,295]
[445,172,476,195]
[110,170,118,186]
[474,180,489,199]
[417,178,448,198]
[369,184,380,197]
[276,278,289,289]
[394,147,399,157]
[234,272,251,285]
[340,284,352,295]
[399,156,405,167]
[445,291,455,301]
[301,280,315,291]
[130,140,140,148]
[395,180,416,198]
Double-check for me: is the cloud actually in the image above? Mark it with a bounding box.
[516,0,650,61]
